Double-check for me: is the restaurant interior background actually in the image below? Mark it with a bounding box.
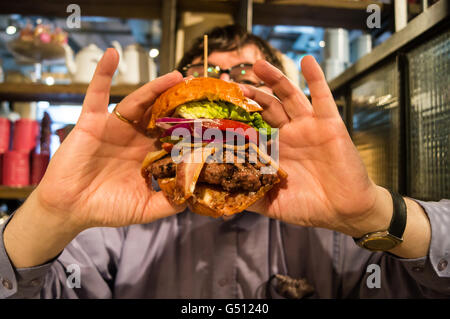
[0,0,448,220]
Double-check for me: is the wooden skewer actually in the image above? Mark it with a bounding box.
[204,34,208,78]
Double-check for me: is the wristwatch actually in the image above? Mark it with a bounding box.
[353,190,407,252]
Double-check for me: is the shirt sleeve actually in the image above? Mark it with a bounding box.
[338,199,450,298]
[0,212,125,299]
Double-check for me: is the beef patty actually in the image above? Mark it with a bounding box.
[147,155,277,192]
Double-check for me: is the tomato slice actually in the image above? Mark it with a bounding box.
[200,119,251,130]
[201,119,258,143]
[162,142,174,152]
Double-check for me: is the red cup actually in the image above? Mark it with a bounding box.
[0,118,10,153]
[31,152,50,185]
[12,119,39,152]
[0,153,3,184]
[2,151,30,186]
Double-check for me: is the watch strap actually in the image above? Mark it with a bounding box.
[387,190,407,239]
[353,190,407,245]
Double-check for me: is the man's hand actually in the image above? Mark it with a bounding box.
[4,49,185,268]
[241,57,431,258]
[36,49,185,229]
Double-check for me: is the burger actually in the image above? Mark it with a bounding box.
[141,77,287,218]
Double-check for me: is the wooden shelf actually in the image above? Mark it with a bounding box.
[253,1,389,29]
[0,0,161,19]
[0,82,141,104]
[0,0,390,29]
[0,186,35,199]
[259,0,385,10]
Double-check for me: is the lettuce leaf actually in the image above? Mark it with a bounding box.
[175,100,272,136]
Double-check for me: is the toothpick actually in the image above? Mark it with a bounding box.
[204,35,208,78]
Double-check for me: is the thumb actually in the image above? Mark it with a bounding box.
[141,191,186,224]
[82,48,119,114]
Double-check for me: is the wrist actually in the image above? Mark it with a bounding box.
[339,185,431,258]
[342,185,393,238]
[31,186,87,234]
[3,189,82,268]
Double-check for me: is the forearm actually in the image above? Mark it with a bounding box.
[347,186,431,259]
[3,191,82,269]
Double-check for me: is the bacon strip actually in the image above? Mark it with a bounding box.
[172,145,216,204]
[249,143,288,179]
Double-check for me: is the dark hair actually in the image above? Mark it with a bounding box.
[177,25,285,74]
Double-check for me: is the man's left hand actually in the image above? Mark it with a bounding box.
[241,57,394,238]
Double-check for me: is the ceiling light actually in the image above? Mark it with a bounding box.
[37,101,50,109]
[149,48,159,58]
[45,77,55,86]
[6,26,17,35]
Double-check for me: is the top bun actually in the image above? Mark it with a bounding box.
[147,77,263,130]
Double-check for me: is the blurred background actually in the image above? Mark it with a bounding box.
[0,0,448,219]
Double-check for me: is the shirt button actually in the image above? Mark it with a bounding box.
[30,279,41,287]
[218,278,228,287]
[1,278,13,290]
[412,266,424,273]
[437,259,448,271]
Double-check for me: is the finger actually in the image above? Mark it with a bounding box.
[142,191,186,223]
[83,48,119,114]
[239,84,290,128]
[301,55,340,118]
[114,70,183,123]
[253,60,313,119]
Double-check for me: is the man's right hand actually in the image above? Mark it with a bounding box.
[3,49,185,268]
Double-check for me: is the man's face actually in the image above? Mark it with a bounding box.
[191,44,273,94]
[191,44,272,222]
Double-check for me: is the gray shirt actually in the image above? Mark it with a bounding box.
[0,199,449,299]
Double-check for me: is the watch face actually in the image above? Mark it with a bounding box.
[363,237,398,251]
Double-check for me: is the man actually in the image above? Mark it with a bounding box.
[0,25,449,298]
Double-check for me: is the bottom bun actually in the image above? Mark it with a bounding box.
[157,177,279,218]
